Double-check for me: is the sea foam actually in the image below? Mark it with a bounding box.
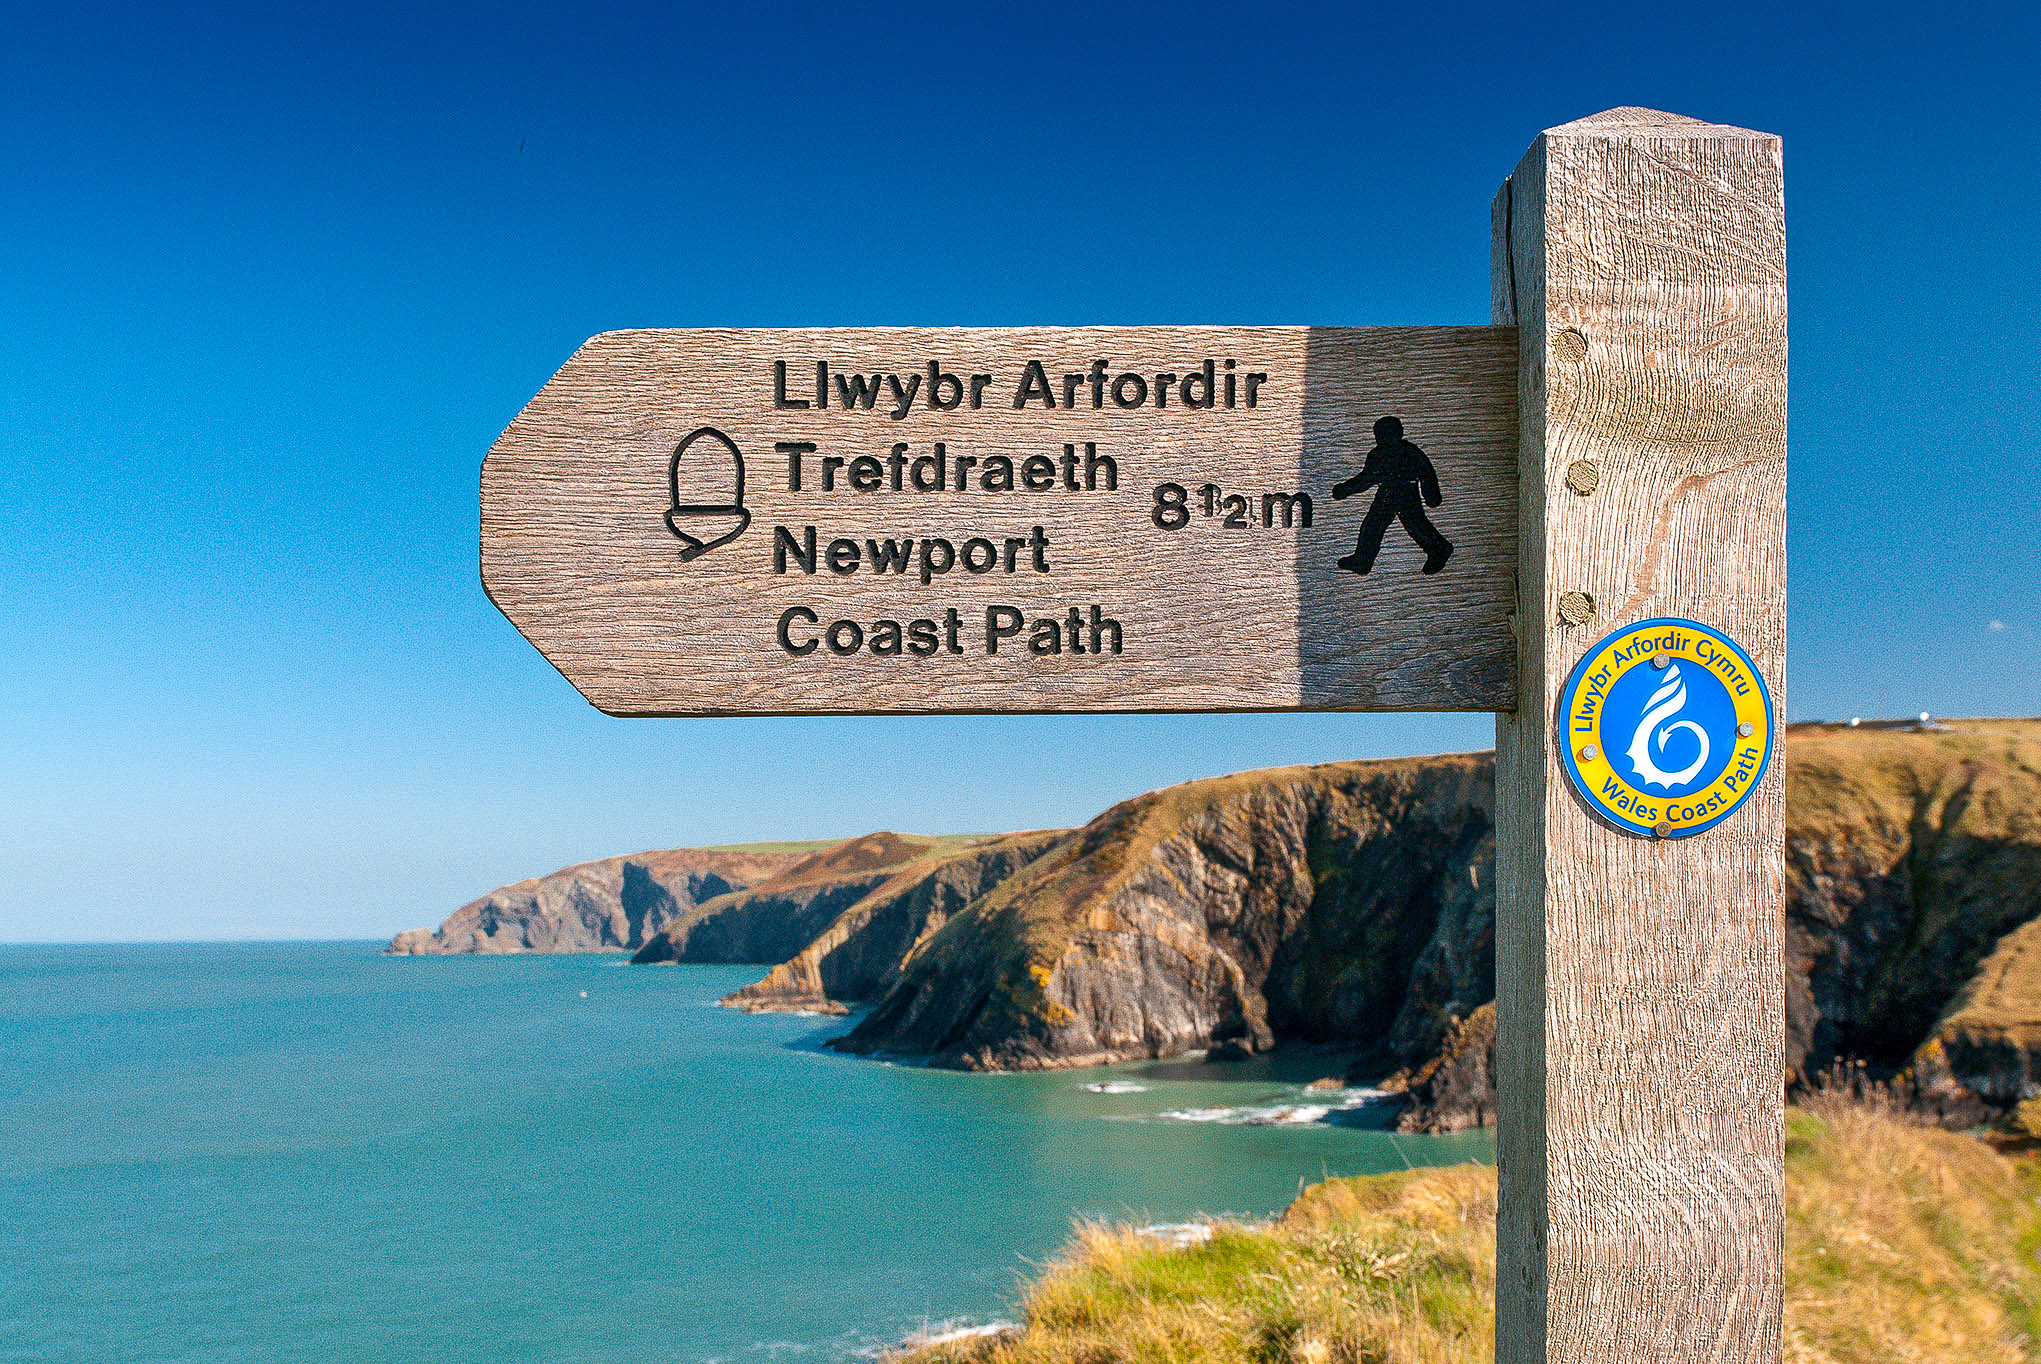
[1159,1086,1394,1126]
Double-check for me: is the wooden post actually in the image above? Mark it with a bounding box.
[1491,109,1787,1362]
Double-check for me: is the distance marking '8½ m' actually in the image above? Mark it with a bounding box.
[1151,482,1314,531]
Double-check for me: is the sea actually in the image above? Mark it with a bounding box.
[0,942,1493,1363]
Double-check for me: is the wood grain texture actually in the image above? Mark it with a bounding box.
[481,326,1516,714]
[1492,109,1787,1362]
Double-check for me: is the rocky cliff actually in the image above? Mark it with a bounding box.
[721,830,1067,1012]
[629,833,998,965]
[1382,720,2041,1129]
[827,755,1495,1071]
[390,720,2041,1131]
[813,720,2041,1130]
[1382,1001,1496,1133]
[384,844,798,954]
[1784,721,2041,1097]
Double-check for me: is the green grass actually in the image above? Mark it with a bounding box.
[904,1099,2041,1364]
[696,838,849,854]
[697,833,994,855]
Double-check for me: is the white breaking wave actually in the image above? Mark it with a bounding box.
[1157,1086,1394,1126]
[1159,1102,1329,1126]
[1136,1222,1216,1247]
[1159,1105,1236,1123]
[1079,1080,1150,1094]
[895,1320,1019,1349]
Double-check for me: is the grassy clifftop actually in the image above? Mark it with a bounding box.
[1784,720,2041,1112]
[906,1100,2041,1364]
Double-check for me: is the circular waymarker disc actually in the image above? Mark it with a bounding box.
[1558,617,1775,838]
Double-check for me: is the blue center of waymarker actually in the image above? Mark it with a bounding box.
[1598,657,1737,799]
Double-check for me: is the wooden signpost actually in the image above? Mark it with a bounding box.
[483,108,1787,1364]
[1492,109,1786,1363]
[484,327,1518,714]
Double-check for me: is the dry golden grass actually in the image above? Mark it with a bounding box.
[1784,1094,2041,1362]
[1943,914,2041,1051]
[903,1103,2041,1364]
[910,1164,1494,1364]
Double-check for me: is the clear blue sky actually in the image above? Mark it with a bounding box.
[4,2,2037,942]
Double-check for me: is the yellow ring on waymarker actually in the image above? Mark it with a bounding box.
[1558,617,1774,838]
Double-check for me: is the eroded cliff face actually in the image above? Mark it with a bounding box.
[629,833,996,966]
[1785,723,2041,1109]
[812,722,2041,1132]
[826,756,1496,1071]
[1934,916,2041,1107]
[721,831,1067,1012]
[383,845,794,954]
[1383,1001,1496,1133]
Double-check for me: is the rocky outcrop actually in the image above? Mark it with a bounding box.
[384,845,796,954]
[630,833,991,965]
[386,928,437,955]
[722,830,1066,1012]
[1926,912,2041,1111]
[1381,1002,1495,1133]
[826,755,1495,1070]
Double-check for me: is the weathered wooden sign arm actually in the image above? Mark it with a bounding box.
[479,105,1786,1364]
[482,327,1520,715]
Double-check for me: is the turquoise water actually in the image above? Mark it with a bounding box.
[0,943,1491,1363]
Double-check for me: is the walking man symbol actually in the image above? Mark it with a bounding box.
[1330,415,1454,575]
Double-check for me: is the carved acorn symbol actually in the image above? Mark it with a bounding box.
[664,426,750,562]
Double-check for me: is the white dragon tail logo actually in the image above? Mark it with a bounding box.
[1625,664,1711,789]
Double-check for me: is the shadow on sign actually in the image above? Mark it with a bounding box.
[1298,327,1518,710]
